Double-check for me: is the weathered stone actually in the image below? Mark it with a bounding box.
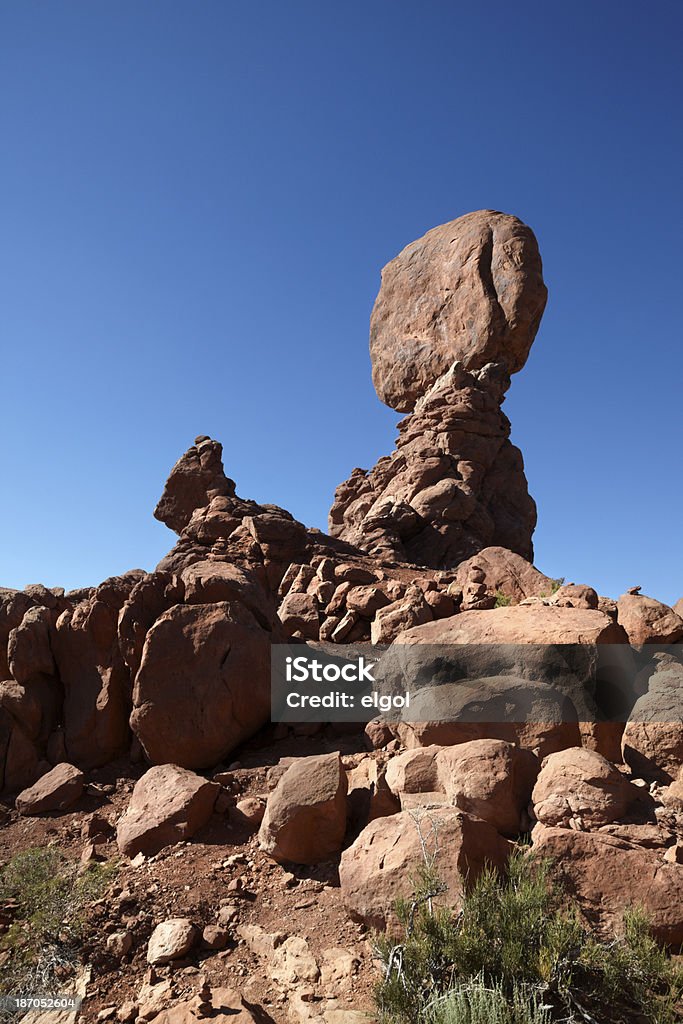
[147,918,198,965]
[259,752,347,864]
[154,438,236,535]
[339,807,510,931]
[130,601,270,770]
[116,764,219,857]
[532,825,683,945]
[532,748,640,828]
[15,762,85,815]
[369,210,547,412]
[617,593,683,645]
[53,573,142,768]
[436,739,539,836]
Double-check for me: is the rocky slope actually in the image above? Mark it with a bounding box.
[1,209,682,1024]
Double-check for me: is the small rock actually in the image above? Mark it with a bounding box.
[202,924,229,950]
[147,918,198,965]
[234,797,266,826]
[107,930,133,958]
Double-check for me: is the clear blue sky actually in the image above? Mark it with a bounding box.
[1,1,681,604]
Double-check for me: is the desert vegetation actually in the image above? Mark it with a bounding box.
[374,851,683,1024]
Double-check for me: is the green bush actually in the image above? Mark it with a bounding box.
[494,591,512,608]
[0,847,117,1003]
[425,975,551,1024]
[374,850,682,1024]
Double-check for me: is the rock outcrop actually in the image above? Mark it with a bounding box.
[330,210,546,568]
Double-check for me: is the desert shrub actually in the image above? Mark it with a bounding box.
[425,975,551,1024]
[0,846,117,1006]
[494,591,512,608]
[374,849,682,1024]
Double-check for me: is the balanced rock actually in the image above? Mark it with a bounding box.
[532,748,640,828]
[116,764,219,857]
[259,752,347,864]
[15,762,85,815]
[369,210,547,412]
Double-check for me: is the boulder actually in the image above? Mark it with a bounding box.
[369,210,547,412]
[181,561,274,629]
[532,748,640,828]
[453,548,556,604]
[130,601,270,770]
[621,657,683,781]
[384,746,441,798]
[15,762,85,815]
[532,825,683,945]
[147,918,198,965]
[145,989,259,1024]
[116,764,219,857]
[339,807,511,931]
[550,583,599,610]
[371,591,433,644]
[436,739,539,836]
[616,593,683,645]
[259,752,347,864]
[396,603,627,646]
[277,591,320,640]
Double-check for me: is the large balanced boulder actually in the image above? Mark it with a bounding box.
[369,210,547,412]
[532,825,683,945]
[532,748,640,828]
[259,752,347,864]
[616,593,683,645]
[130,601,270,770]
[339,807,511,932]
[116,764,219,857]
[15,762,85,815]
